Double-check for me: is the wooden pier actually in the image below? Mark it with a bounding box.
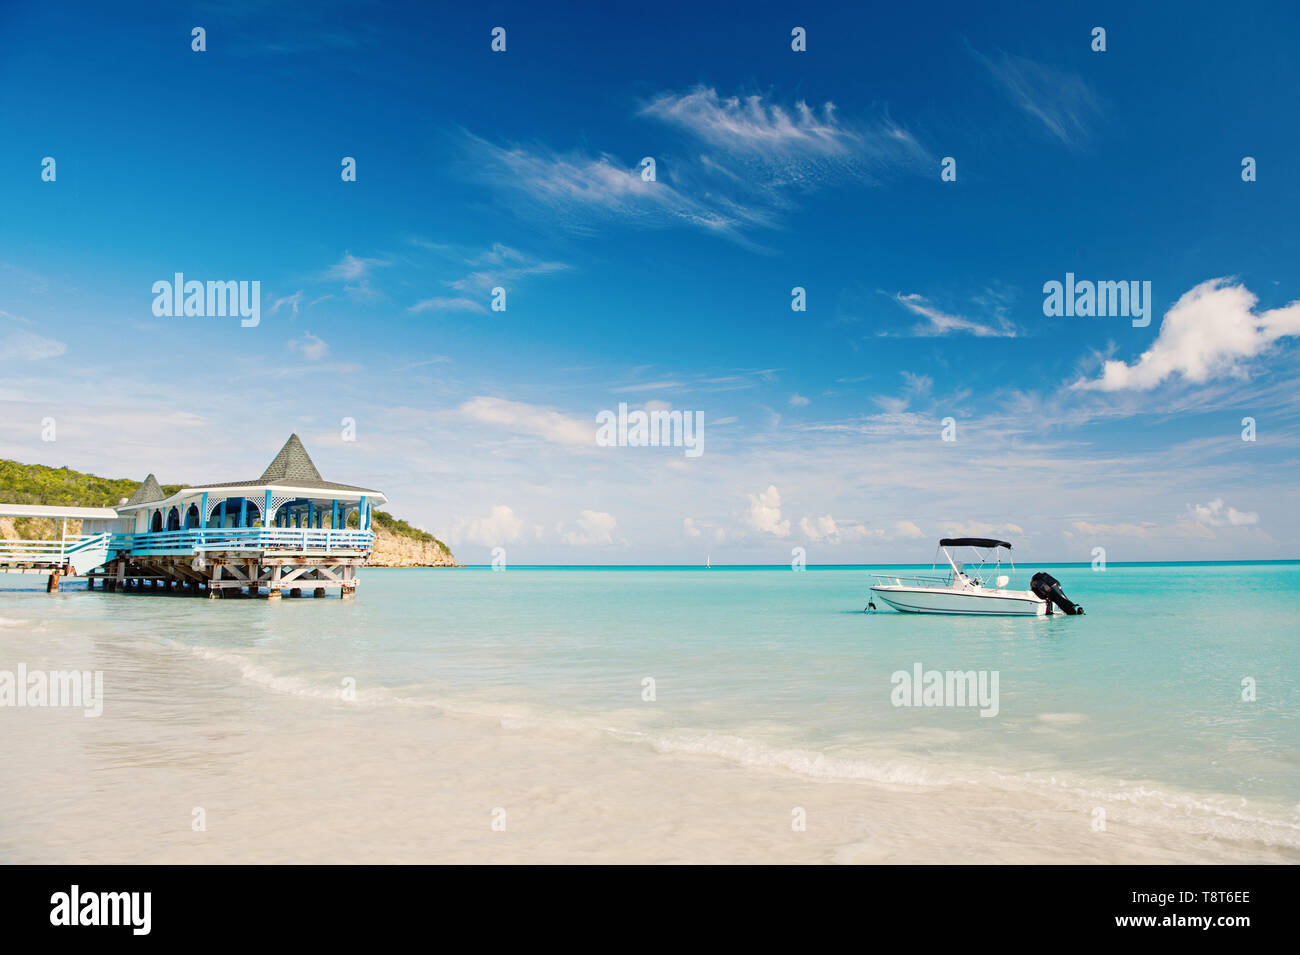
[89,551,365,599]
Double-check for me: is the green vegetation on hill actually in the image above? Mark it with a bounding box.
[0,458,449,554]
[347,507,449,554]
[0,459,183,507]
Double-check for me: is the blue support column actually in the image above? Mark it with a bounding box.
[218,500,226,528]
[307,502,314,529]
[359,496,367,531]
[239,497,247,527]
[264,489,273,527]
[332,500,339,530]
[199,492,208,531]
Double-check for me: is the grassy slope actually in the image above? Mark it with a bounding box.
[0,458,451,555]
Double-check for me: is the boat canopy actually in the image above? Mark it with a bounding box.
[940,537,1012,549]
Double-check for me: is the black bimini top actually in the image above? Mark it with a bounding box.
[940,537,1012,549]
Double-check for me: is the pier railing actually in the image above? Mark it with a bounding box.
[870,573,955,590]
[111,527,375,555]
[0,533,114,575]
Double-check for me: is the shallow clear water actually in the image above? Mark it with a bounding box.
[2,562,1297,862]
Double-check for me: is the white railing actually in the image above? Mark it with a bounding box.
[870,573,955,590]
[0,534,114,574]
[112,527,374,554]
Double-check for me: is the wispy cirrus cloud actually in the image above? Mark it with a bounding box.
[973,48,1103,147]
[460,132,750,239]
[460,88,929,244]
[405,241,570,312]
[886,291,1018,338]
[640,86,931,185]
[448,243,571,294]
[641,87,858,156]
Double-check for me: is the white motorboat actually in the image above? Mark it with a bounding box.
[868,538,1083,616]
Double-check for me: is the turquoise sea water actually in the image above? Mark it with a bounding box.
[2,561,1298,857]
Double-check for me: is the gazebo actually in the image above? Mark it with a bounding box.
[100,433,387,599]
[116,433,386,538]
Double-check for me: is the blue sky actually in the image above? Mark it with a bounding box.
[2,0,1298,562]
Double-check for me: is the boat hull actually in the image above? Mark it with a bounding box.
[870,585,1047,616]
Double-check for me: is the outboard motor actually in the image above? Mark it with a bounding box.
[1030,572,1084,615]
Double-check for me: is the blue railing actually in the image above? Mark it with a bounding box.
[111,527,374,555]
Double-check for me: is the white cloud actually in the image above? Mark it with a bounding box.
[1067,520,1156,539]
[270,290,304,316]
[799,514,837,540]
[799,517,925,543]
[788,393,810,407]
[325,253,387,282]
[1074,279,1300,391]
[683,517,726,545]
[456,396,592,446]
[1185,498,1260,527]
[745,485,790,537]
[449,504,524,546]
[409,296,488,314]
[0,327,65,361]
[938,522,1025,540]
[559,509,619,546]
[287,331,329,361]
[893,520,925,539]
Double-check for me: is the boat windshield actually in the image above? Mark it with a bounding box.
[935,543,1016,587]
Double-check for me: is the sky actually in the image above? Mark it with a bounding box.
[1,0,1298,563]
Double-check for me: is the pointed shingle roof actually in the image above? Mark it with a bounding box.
[182,433,382,496]
[259,432,324,484]
[124,473,166,506]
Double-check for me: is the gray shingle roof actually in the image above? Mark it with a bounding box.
[181,434,382,496]
[259,433,324,484]
[123,473,166,505]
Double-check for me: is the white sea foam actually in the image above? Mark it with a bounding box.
[169,639,1300,853]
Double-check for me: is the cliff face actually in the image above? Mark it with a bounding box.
[367,527,458,567]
